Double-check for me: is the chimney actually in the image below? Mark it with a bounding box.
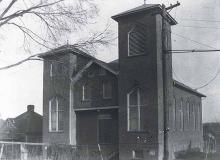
[27,105,34,112]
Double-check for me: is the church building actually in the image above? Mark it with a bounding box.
[39,3,205,160]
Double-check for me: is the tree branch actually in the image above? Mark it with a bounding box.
[0,0,18,19]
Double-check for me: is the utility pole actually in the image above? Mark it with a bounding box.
[162,2,180,160]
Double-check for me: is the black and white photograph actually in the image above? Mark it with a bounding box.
[0,0,220,159]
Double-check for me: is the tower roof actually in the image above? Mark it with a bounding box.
[112,4,177,25]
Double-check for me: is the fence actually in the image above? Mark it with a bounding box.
[0,141,118,160]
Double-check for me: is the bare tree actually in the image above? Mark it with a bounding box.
[0,0,114,53]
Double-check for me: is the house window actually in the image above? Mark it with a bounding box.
[196,103,201,131]
[103,81,112,99]
[128,23,147,56]
[186,101,190,130]
[82,83,91,101]
[198,103,202,130]
[197,105,199,131]
[192,104,196,130]
[173,97,176,130]
[179,99,184,131]
[50,63,53,77]
[127,88,147,131]
[132,150,144,159]
[49,97,64,132]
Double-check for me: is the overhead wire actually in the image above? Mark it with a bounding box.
[167,49,220,54]
[171,32,217,49]
[176,25,220,30]
[170,32,220,90]
[178,18,220,23]
[194,68,220,90]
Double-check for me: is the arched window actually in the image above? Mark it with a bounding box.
[49,97,64,132]
[127,88,147,131]
[197,102,202,130]
[196,102,202,131]
[128,23,147,56]
[179,99,184,131]
[186,100,190,129]
[173,97,176,130]
[82,83,91,101]
[192,103,196,130]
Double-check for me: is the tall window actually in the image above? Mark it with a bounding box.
[173,97,176,130]
[50,63,53,77]
[49,97,64,132]
[128,23,147,56]
[198,103,202,130]
[186,101,190,130]
[103,81,112,99]
[179,99,184,131]
[127,88,147,131]
[197,103,201,131]
[82,83,91,101]
[192,104,196,130]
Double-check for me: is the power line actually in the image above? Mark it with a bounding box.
[179,18,220,23]
[195,68,220,90]
[172,69,184,83]
[171,32,217,49]
[176,25,220,30]
[166,49,220,54]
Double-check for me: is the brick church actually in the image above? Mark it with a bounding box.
[39,4,205,160]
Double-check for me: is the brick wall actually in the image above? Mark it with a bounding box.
[117,10,164,160]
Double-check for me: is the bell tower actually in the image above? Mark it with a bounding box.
[112,4,177,160]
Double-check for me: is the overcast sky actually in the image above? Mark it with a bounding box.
[0,0,220,122]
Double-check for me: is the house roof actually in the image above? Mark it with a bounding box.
[106,60,205,97]
[38,45,119,75]
[13,110,42,134]
[112,4,177,25]
[173,80,206,97]
[39,46,205,98]
[38,45,95,59]
[0,107,42,136]
[108,59,119,71]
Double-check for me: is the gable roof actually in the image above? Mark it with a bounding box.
[39,46,205,98]
[38,45,119,75]
[38,45,94,59]
[108,59,119,71]
[173,80,206,97]
[112,4,177,25]
[0,109,42,135]
[107,60,205,97]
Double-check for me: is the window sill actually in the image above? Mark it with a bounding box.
[127,130,148,133]
[103,97,112,100]
[132,158,144,160]
[127,53,146,58]
[49,130,64,133]
[81,99,91,102]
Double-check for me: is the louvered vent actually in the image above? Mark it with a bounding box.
[128,23,147,56]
